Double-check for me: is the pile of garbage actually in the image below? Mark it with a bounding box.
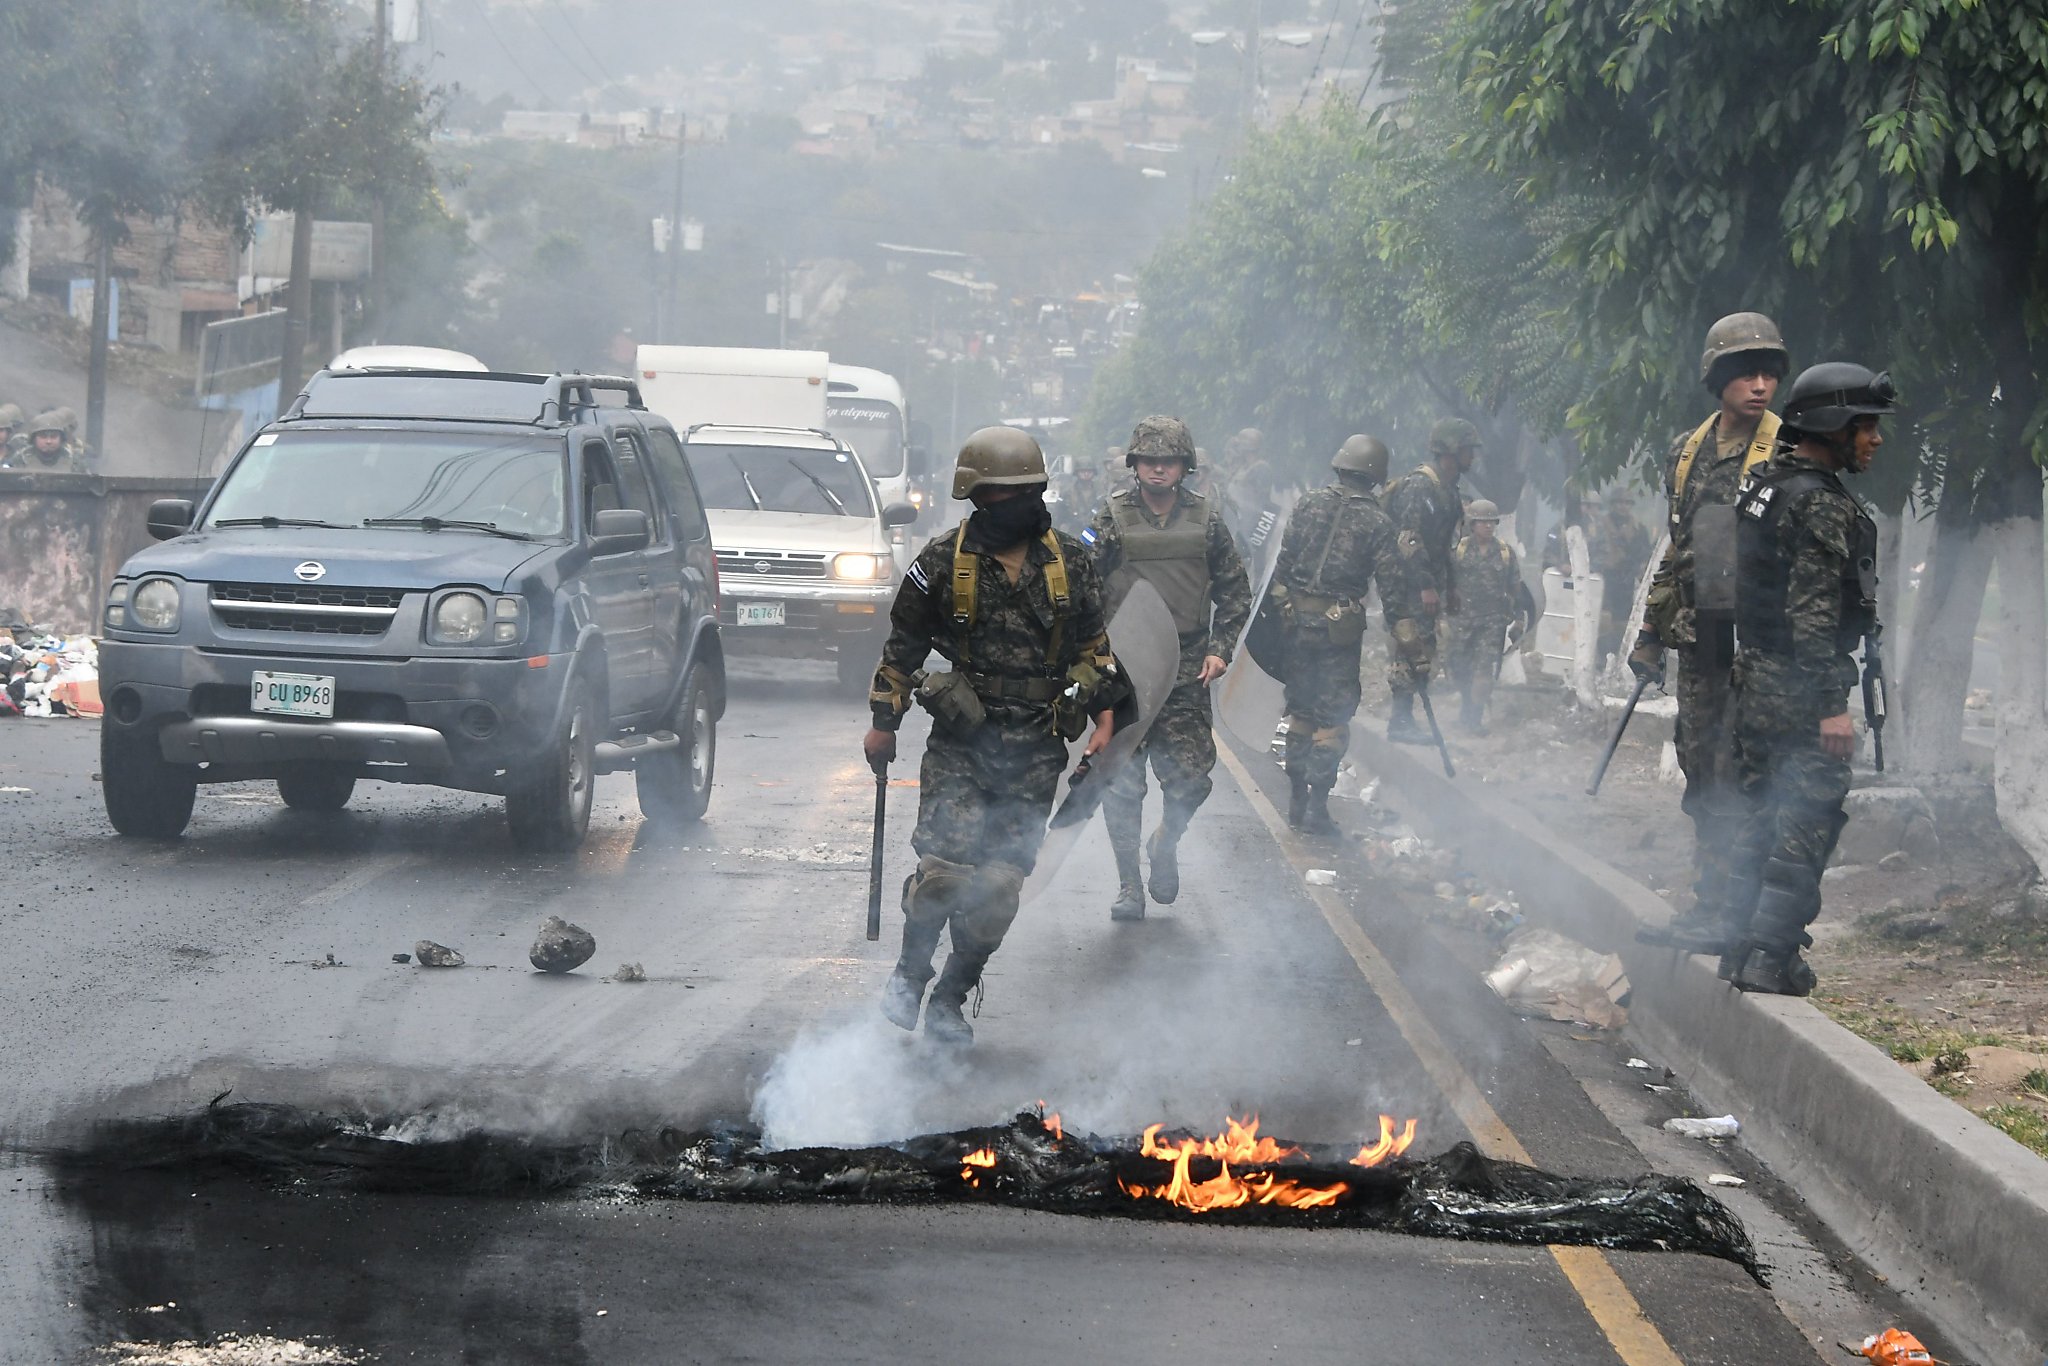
[1,622,99,718]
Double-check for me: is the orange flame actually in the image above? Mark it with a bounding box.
[1034,1103,1064,1142]
[1118,1115,1351,1213]
[1350,1115,1419,1168]
[960,1146,997,1187]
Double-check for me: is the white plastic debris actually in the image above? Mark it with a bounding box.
[1706,1173,1746,1187]
[1664,1115,1740,1139]
[1304,868,1337,887]
[1485,958,1532,997]
[1387,836,1426,858]
[1626,1057,1653,1070]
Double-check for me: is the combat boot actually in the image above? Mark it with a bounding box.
[1146,818,1186,905]
[1387,695,1427,745]
[1641,867,1755,957]
[1299,785,1342,838]
[1109,832,1145,920]
[880,861,962,1030]
[1286,775,1310,830]
[924,952,985,1045]
[1721,857,1819,996]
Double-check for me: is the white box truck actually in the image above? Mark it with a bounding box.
[634,345,830,433]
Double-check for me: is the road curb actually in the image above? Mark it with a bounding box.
[1351,722,2048,1366]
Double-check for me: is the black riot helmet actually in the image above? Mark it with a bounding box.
[1781,363,1897,437]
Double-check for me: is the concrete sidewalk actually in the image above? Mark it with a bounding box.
[1351,721,2048,1366]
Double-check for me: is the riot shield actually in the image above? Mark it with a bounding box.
[1217,553,1290,752]
[1020,579,1179,903]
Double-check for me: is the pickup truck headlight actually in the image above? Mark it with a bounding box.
[129,578,182,632]
[429,591,488,645]
[832,553,885,581]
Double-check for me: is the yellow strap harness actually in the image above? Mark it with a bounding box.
[950,522,1070,665]
[1671,410,1781,510]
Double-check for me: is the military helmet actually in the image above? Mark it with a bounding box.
[1465,498,1502,522]
[1781,362,1897,436]
[1233,426,1263,453]
[1125,415,1196,469]
[1699,312,1789,389]
[1429,417,1481,457]
[1331,433,1389,483]
[952,425,1048,499]
[0,402,24,431]
[28,410,68,438]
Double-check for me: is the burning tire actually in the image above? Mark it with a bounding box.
[276,765,356,812]
[506,681,597,850]
[101,723,197,839]
[637,668,715,824]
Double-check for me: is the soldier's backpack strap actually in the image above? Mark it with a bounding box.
[1041,530,1071,662]
[951,521,977,663]
[1673,410,1782,508]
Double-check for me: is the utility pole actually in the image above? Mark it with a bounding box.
[665,113,685,343]
[276,207,317,402]
[369,0,388,343]
[1243,0,1264,132]
[85,229,111,463]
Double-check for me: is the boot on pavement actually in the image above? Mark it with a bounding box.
[879,969,928,1030]
[1719,857,1819,995]
[1640,867,1754,956]
[1299,785,1342,838]
[879,864,953,1030]
[1110,832,1145,921]
[924,952,984,1045]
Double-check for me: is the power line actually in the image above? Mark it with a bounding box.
[519,0,607,91]
[461,0,552,102]
[1331,0,1370,108]
[547,0,612,84]
[1295,12,1341,111]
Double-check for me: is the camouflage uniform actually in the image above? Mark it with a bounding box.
[1444,533,1522,728]
[1724,446,1876,991]
[1271,478,1399,805]
[1643,418,1775,929]
[872,521,1127,1016]
[1086,483,1251,881]
[1382,462,1462,702]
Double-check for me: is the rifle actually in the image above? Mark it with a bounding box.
[1586,672,1653,796]
[1862,627,1887,772]
[1416,687,1456,779]
[865,760,888,941]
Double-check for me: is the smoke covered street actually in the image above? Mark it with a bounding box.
[0,660,1922,1363]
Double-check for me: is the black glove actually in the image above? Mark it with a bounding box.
[1627,636,1666,687]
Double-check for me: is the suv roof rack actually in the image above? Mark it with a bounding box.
[283,369,646,426]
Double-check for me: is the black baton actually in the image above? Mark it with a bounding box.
[866,763,887,941]
[1586,673,1652,796]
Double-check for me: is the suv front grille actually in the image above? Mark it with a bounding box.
[716,549,830,580]
[210,582,405,636]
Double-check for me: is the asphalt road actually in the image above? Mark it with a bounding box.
[0,659,1928,1364]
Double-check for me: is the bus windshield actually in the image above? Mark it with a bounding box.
[825,398,905,479]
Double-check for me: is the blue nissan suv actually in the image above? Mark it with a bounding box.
[97,369,724,848]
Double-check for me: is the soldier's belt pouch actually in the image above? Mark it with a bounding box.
[915,670,986,735]
[1294,592,1367,647]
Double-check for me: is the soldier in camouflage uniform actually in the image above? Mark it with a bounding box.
[0,404,24,458]
[5,409,84,470]
[1085,417,1251,920]
[1720,362,1893,995]
[1382,419,1478,743]
[1443,499,1522,734]
[1631,313,1791,954]
[1269,435,1400,835]
[1586,489,1653,662]
[865,426,1130,1043]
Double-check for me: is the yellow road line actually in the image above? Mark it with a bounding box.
[1217,741,1685,1366]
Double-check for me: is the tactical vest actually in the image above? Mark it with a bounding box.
[1109,491,1212,635]
[1734,468,1878,656]
[1671,411,1780,518]
[949,521,1072,669]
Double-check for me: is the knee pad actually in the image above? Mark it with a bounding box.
[953,862,1026,949]
[905,855,975,927]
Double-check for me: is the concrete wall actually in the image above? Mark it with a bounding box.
[0,473,212,631]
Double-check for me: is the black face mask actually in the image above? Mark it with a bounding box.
[968,491,1051,548]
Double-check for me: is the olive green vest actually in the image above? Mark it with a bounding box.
[1111,491,1212,635]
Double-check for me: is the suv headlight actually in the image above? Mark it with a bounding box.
[832,553,884,581]
[128,578,182,632]
[429,591,488,645]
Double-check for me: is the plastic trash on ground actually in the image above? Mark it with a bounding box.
[1304,868,1337,887]
[1484,928,1630,1029]
[1664,1115,1740,1139]
[1854,1328,1938,1364]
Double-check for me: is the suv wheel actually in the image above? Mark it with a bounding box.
[277,766,356,812]
[102,724,197,839]
[637,669,716,824]
[507,681,598,850]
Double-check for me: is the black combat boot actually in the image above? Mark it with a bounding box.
[1722,858,1819,995]
[1299,785,1342,838]
[881,864,959,1029]
[1387,694,1427,745]
[924,952,986,1044]
[1642,866,1754,956]
[1287,774,1310,830]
